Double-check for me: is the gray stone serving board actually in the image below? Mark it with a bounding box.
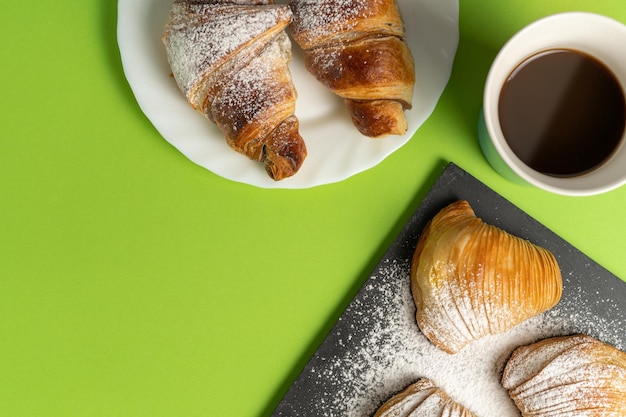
[271,162,626,417]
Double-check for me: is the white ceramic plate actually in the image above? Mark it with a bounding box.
[117,0,459,188]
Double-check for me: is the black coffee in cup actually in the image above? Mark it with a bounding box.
[498,49,625,177]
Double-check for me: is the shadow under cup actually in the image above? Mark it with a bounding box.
[479,12,626,196]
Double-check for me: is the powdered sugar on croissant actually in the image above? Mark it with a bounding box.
[163,0,306,180]
[289,0,415,138]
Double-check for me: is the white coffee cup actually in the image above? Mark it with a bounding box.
[479,12,626,196]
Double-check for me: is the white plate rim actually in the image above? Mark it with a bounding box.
[117,0,459,189]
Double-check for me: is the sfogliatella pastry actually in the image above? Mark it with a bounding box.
[162,0,306,180]
[374,378,477,417]
[410,200,562,354]
[289,0,415,138]
[502,334,626,416]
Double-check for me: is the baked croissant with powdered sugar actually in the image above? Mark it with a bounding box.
[410,200,563,354]
[502,334,626,416]
[288,0,415,138]
[162,0,306,180]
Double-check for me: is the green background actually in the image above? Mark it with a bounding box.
[2,1,626,416]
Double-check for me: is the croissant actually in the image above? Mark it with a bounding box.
[288,0,415,137]
[373,379,477,417]
[162,0,306,180]
[502,334,626,416]
[410,200,563,354]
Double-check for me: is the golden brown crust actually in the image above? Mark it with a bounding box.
[163,0,306,180]
[262,115,307,180]
[346,99,407,137]
[289,0,415,138]
[502,334,626,416]
[202,30,306,179]
[289,0,405,50]
[303,35,415,106]
[410,200,563,354]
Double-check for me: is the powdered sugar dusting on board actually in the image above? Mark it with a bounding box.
[292,257,625,417]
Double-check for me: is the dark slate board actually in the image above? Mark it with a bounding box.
[271,162,626,417]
